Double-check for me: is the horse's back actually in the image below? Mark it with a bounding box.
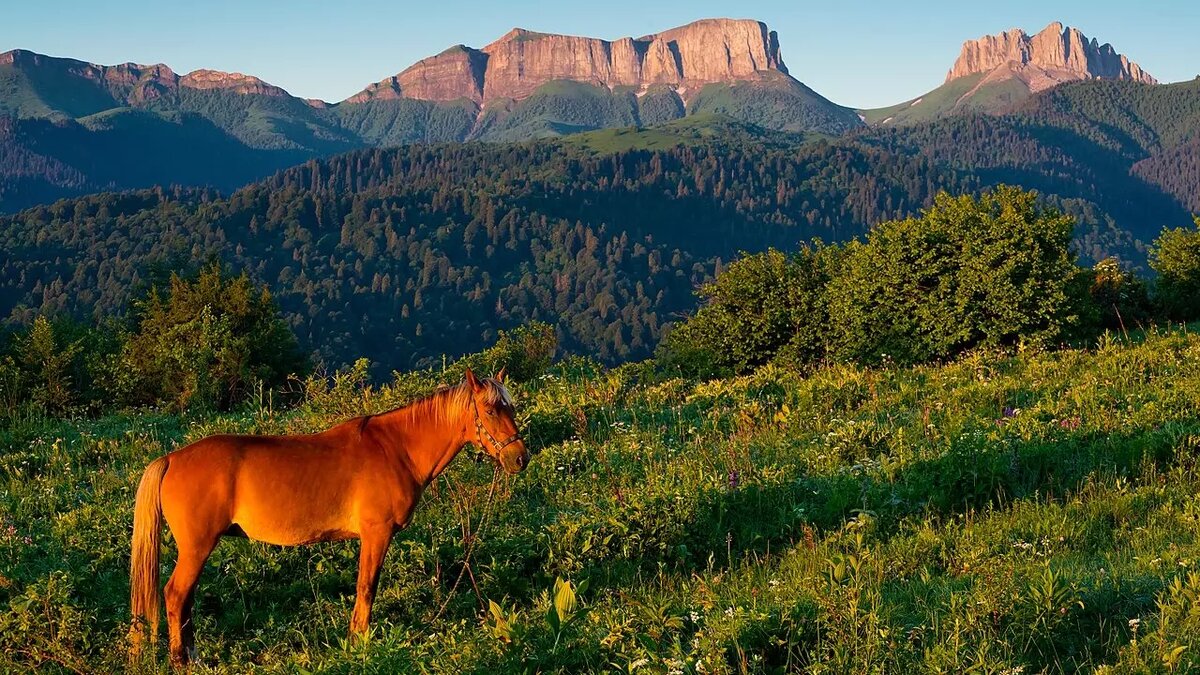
[159,429,383,546]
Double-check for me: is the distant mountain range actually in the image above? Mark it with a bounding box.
[3,17,1176,213]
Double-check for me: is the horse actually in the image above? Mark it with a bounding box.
[128,368,528,668]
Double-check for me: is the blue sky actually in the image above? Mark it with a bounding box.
[2,0,1196,108]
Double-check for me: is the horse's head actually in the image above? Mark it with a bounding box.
[464,367,529,474]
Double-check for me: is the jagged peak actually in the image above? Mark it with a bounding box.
[946,21,1156,88]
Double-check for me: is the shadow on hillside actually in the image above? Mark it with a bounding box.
[675,421,1192,571]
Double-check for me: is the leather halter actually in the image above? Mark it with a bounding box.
[472,397,522,458]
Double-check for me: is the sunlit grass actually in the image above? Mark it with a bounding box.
[4,329,1200,672]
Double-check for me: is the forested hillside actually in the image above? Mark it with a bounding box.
[0,138,970,372]
[2,107,1195,373]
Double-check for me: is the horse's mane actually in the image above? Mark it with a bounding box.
[390,376,514,427]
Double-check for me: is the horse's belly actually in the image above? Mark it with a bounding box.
[232,519,358,546]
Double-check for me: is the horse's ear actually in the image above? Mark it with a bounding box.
[464,367,482,391]
[495,366,507,383]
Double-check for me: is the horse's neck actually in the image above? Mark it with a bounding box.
[371,400,468,486]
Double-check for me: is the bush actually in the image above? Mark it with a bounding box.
[0,316,117,420]
[826,187,1089,365]
[1149,217,1200,320]
[109,264,309,411]
[657,245,836,376]
[1089,257,1152,332]
[659,186,1096,374]
[476,322,559,383]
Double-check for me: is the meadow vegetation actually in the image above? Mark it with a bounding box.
[5,324,1200,672]
[4,188,1200,672]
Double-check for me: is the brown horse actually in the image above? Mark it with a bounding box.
[128,368,527,668]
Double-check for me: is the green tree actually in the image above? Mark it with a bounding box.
[475,322,558,383]
[826,187,1088,365]
[658,245,836,376]
[112,264,309,411]
[1149,217,1200,321]
[12,316,81,416]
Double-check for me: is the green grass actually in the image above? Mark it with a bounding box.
[563,114,812,153]
[686,74,863,135]
[5,329,1200,671]
[859,73,992,126]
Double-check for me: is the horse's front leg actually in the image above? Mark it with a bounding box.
[349,525,393,639]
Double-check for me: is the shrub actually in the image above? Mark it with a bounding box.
[826,186,1089,364]
[110,264,309,411]
[474,322,558,383]
[1149,217,1200,320]
[1089,257,1152,332]
[657,245,835,376]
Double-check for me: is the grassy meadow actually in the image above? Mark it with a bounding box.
[4,329,1200,672]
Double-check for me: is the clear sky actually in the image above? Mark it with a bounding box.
[2,0,1196,109]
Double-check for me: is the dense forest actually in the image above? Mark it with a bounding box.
[0,138,971,372]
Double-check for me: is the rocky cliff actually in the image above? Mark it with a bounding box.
[946,22,1155,91]
[347,18,789,105]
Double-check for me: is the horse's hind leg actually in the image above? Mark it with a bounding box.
[165,533,219,668]
[349,526,393,639]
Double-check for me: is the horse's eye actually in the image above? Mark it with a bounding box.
[487,408,496,416]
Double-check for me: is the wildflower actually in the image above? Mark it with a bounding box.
[727,470,740,490]
[1128,617,1141,634]
[1003,406,1017,418]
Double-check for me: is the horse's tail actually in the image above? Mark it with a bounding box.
[129,455,169,653]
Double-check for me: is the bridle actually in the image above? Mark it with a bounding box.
[471,397,522,458]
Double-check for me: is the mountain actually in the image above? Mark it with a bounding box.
[0,19,861,212]
[862,22,1155,126]
[348,19,789,105]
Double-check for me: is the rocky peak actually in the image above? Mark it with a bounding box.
[180,69,290,96]
[946,22,1156,90]
[348,45,488,104]
[344,18,790,105]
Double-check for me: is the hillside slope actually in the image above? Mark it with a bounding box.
[5,327,1200,671]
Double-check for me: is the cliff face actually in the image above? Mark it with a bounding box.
[946,22,1156,91]
[347,45,488,104]
[347,18,789,105]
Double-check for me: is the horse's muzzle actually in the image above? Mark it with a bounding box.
[500,443,530,474]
